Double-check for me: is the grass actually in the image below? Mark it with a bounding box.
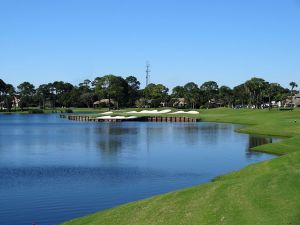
[59,108,300,224]
[0,107,110,114]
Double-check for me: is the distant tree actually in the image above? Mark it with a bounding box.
[4,84,16,111]
[289,81,298,98]
[0,79,6,93]
[36,84,51,109]
[0,79,6,110]
[219,86,233,107]
[76,79,93,107]
[143,83,169,107]
[144,83,167,99]
[126,76,140,106]
[94,75,129,109]
[48,83,57,108]
[200,81,219,106]
[79,79,91,88]
[233,84,248,106]
[244,77,267,108]
[17,82,36,109]
[0,80,16,111]
[2,75,295,110]
[171,86,185,98]
[183,82,199,109]
[51,81,74,107]
[135,98,147,108]
[93,76,110,108]
[79,92,95,108]
[264,83,282,110]
[79,79,92,94]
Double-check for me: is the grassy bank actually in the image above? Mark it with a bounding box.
[0,107,109,114]
[62,108,300,225]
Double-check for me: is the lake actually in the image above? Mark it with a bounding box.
[0,114,277,225]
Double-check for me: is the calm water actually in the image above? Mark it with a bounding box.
[0,114,277,225]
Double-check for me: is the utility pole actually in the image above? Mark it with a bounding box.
[146,61,150,87]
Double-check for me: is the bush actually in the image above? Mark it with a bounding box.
[279,107,294,111]
[64,109,73,113]
[28,109,44,114]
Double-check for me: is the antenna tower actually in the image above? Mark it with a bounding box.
[146,61,150,86]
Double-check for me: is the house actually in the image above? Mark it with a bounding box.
[171,98,187,108]
[0,96,20,110]
[284,93,300,108]
[93,99,115,107]
[147,99,161,108]
[208,99,223,108]
[12,96,20,108]
[293,94,300,107]
[271,101,281,108]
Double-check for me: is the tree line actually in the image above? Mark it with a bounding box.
[0,75,298,111]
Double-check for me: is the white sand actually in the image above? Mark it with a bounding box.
[169,110,199,114]
[96,116,138,119]
[100,111,113,115]
[127,111,138,113]
[127,109,171,114]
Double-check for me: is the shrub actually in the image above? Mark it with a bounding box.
[28,109,44,114]
[64,109,73,113]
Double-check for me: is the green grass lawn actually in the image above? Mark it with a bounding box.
[54,108,300,224]
[0,107,110,114]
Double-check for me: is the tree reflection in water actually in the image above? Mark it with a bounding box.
[246,135,279,159]
[95,123,139,156]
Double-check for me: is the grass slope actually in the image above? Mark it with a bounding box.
[63,108,300,225]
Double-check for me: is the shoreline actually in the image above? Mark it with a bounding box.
[62,108,300,225]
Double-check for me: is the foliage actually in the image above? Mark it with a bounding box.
[126,76,140,106]
[135,98,147,108]
[0,75,298,111]
[244,77,268,108]
[64,109,73,113]
[143,83,169,107]
[200,81,219,104]
[28,109,44,114]
[17,82,36,109]
[93,75,129,109]
[171,86,185,98]
[218,85,233,107]
[183,82,199,109]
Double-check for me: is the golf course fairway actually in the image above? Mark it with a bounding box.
[62,108,300,225]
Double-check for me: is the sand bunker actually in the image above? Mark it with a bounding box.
[100,111,113,115]
[169,111,199,114]
[96,116,138,119]
[127,109,171,114]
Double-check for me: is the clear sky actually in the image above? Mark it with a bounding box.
[0,0,299,89]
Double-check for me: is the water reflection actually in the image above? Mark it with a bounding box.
[95,124,139,156]
[0,115,277,225]
[246,135,278,159]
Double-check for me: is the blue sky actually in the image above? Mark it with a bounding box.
[0,0,299,89]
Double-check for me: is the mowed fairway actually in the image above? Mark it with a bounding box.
[63,108,300,225]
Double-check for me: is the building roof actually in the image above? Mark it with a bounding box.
[94,99,115,105]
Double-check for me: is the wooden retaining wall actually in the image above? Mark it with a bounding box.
[146,116,197,122]
[60,114,199,123]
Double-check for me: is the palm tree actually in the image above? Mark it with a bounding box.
[244,77,267,108]
[289,82,298,98]
[265,83,280,110]
[4,84,16,111]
